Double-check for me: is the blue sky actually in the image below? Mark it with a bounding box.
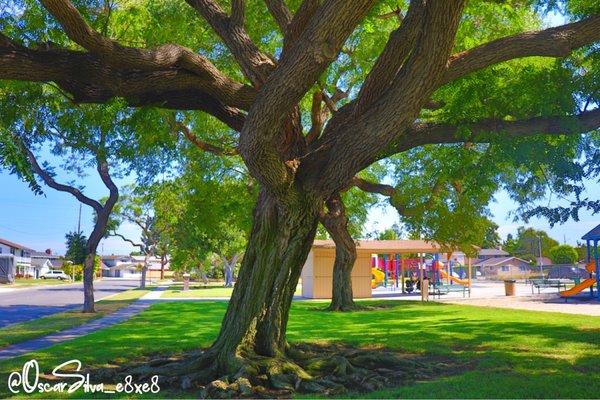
[1,163,599,255]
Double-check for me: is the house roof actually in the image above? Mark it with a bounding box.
[110,263,140,270]
[312,240,440,254]
[582,224,600,241]
[31,251,61,259]
[536,256,553,266]
[478,248,510,257]
[473,256,530,267]
[101,255,133,261]
[31,258,52,268]
[0,238,35,252]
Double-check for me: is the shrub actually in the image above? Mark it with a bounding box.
[549,245,579,265]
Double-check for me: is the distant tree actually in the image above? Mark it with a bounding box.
[377,227,400,240]
[575,241,588,262]
[154,153,255,287]
[108,185,164,289]
[513,227,559,260]
[65,231,87,265]
[549,245,579,265]
[481,222,502,249]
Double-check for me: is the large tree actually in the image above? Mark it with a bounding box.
[1,0,599,387]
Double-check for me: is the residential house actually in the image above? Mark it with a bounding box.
[473,256,533,279]
[131,255,171,279]
[0,238,38,278]
[441,248,511,278]
[101,255,141,278]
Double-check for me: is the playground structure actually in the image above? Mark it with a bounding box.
[301,239,473,299]
[302,240,442,298]
[370,254,472,293]
[560,224,599,298]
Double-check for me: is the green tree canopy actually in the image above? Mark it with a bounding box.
[65,231,87,265]
[504,226,560,262]
[549,244,579,264]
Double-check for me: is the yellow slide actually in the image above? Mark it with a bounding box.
[439,269,469,286]
[371,267,385,289]
[559,261,597,298]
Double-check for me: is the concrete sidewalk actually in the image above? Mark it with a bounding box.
[0,286,167,361]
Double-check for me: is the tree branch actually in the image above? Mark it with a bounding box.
[443,15,600,85]
[282,0,320,53]
[96,154,119,213]
[0,46,248,130]
[110,231,143,250]
[384,108,600,157]
[351,177,395,196]
[173,121,239,156]
[39,0,253,106]
[231,0,246,27]
[184,0,275,86]
[264,0,292,32]
[17,136,103,212]
[303,0,466,196]
[354,0,425,116]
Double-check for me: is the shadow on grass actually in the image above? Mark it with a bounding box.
[0,300,598,398]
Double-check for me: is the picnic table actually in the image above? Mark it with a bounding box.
[432,283,471,299]
[529,278,569,294]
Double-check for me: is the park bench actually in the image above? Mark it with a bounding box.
[432,283,470,299]
[530,279,568,294]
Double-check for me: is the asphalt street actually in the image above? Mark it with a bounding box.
[0,279,139,328]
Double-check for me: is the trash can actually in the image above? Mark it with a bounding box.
[504,280,516,296]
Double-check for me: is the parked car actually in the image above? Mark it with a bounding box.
[40,270,70,280]
[547,265,589,280]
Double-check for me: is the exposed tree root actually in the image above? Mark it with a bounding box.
[92,343,473,398]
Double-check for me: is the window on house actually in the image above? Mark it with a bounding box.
[519,266,527,271]
[501,266,509,272]
[10,248,15,255]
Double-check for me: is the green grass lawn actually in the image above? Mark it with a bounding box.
[0,300,598,398]
[0,289,149,349]
[10,279,72,288]
[163,282,302,298]
[162,284,234,298]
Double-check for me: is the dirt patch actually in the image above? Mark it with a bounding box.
[90,342,473,398]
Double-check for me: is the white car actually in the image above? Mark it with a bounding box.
[40,270,70,280]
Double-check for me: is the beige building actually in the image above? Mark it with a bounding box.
[301,240,441,299]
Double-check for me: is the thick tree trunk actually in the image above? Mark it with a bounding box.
[82,252,96,313]
[205,190,320,373]
[320,195,357,311]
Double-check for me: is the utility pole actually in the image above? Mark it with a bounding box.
[538,235,543,278]
[77,203,82,234]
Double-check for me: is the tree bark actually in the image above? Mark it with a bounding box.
[140,253,148,289]
[205,190,320,373]
[82,252,96,313]
[160,254,166,280]
[320,194,357,311]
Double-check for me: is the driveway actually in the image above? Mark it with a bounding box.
[0,279,139,328]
